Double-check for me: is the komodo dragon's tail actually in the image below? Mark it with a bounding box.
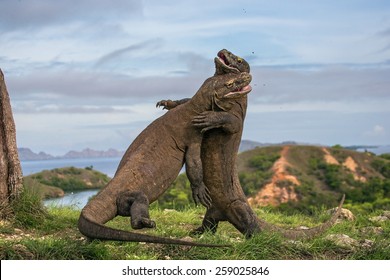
[78,213,228,247]
[257,194,345,240]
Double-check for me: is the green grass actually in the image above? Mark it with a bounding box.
[1,200,389,260]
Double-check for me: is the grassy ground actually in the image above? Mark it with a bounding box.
[1,198,389,260]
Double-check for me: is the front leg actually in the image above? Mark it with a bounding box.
[185,142,212,209]
[193,111,241,134]
[156,98,191,110]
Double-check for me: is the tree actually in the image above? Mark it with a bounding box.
[0,69,23,217]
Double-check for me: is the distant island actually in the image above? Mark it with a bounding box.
[18,141,389,161]
[18,147,125,161]
[19,140,284,161]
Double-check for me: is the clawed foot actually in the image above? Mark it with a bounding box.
[131,217,156,229]
[192,111,223,133]
[192,183,212,209]
[156,100,178,110]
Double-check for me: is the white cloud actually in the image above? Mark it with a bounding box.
[367,125,386,136]
[2,0,390,153]
[0,0,143,31]
[362,124,388,145]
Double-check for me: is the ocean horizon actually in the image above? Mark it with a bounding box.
[21,157,121,178]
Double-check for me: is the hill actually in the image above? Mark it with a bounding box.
[158,145,390,212]
[18,148,55,161]
[63,148,123,159]
[18,148,124,161]
[22,145,390,212]
[237,145,390,212]
[23,166,110,199]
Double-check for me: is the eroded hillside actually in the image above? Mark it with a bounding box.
[238,145,390,210]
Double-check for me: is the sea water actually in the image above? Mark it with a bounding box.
[21,157,121,208]
[21,157,121,177]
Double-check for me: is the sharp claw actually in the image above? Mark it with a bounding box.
[156,101,167,108]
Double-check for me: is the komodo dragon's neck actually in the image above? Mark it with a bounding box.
[185,82,215,114]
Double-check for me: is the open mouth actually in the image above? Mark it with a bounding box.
[216,51,240,73]
[224,84,252,98]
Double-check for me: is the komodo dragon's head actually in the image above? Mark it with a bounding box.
[214,49,250,75]
[208,72,252,111]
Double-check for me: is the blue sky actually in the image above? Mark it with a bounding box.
[1,0,389,155]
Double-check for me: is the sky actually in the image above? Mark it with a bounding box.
[1,0,390,155]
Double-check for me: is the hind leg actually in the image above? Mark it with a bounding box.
[190,206,225,236]
[116,191,156,229]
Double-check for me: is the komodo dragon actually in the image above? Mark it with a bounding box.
[158,49,344,240]
[78,71,252,247]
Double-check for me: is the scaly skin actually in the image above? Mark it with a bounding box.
[158,49,344,240]
[78,72,252,247]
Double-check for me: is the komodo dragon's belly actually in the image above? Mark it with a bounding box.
[113,140,185,202]
[201,131,244,207]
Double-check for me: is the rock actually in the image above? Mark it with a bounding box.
[382,211,390,219]
[359,239,374,249]
[369,215,389,223]
[327,207,355,221]
[360,226,384,236]
[369,211,390,223]
[326,234,376,251]
[326,234,359,250]
[296,226,309,230]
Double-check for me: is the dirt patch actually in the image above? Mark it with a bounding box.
[322,148,367,182]
[248,146,299,207]
[343,156,358,172]
[322,148,340,165]
[343,156,367,182]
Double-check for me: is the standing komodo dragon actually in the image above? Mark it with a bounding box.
[78,72,252,246]
[158,49,344,240]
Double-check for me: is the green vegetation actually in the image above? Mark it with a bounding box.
[23,166,110,198]
[1,192,389,260]
[156,173,194,209]
[21,146,390,213]
[156,146,390,212]
[242,145,390,213]
[379,154,390,161]
[2,187,48,229]
[3,145,389,259]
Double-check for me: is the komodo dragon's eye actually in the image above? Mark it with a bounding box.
[225,80,234,88]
